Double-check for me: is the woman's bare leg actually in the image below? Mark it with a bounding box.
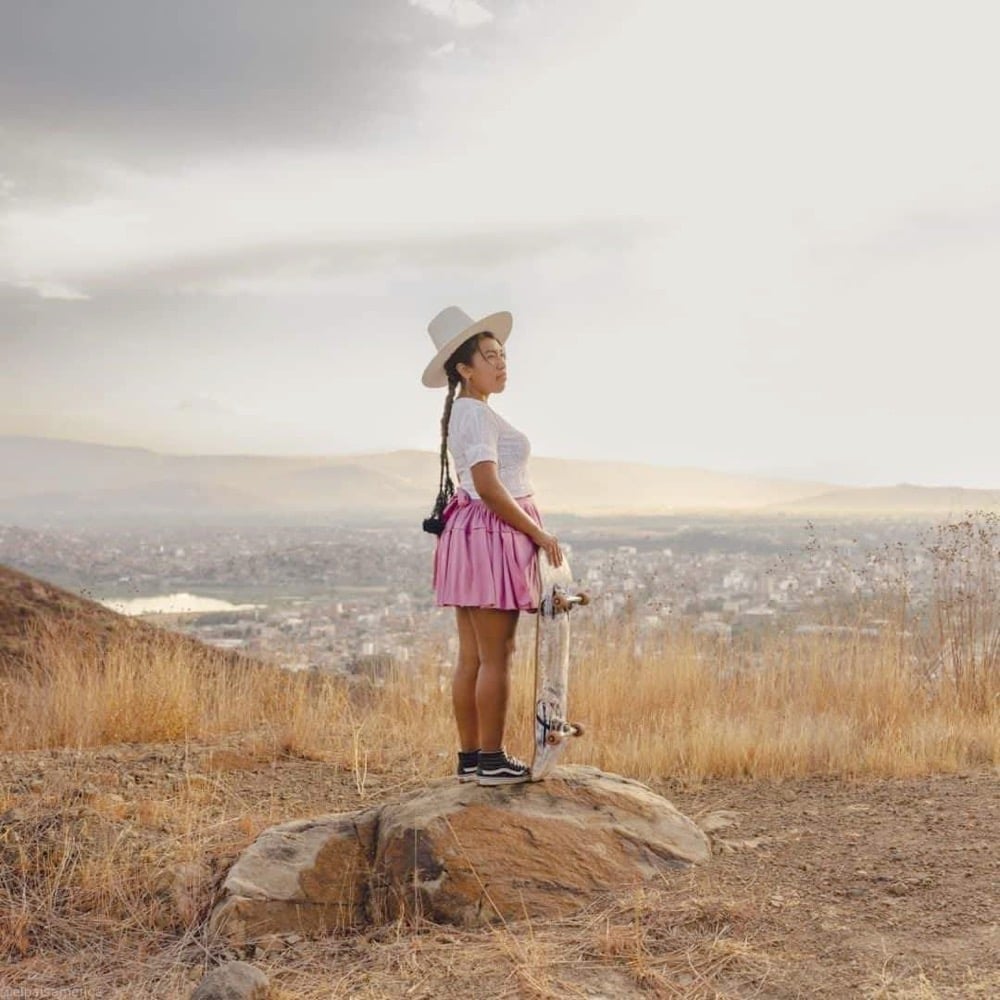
[467,608,520,752]
[452,607,481,752]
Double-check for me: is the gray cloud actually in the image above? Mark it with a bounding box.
[68,215,667,295]
[0,134,124,204]
[0,215,666,384]
[409,0,495,28]
[807,204,1000,273]
[0,283,66,350]
[0,1,470,171]
[176,395,240,415]
[872,207,1000,255]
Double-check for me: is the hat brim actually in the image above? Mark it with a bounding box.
[421,311,513,388]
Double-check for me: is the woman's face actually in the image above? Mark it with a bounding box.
[459,335,507,395]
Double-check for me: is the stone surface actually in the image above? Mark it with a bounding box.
[210,766,710,940]
[370,766,710,925]
[190,960,270,1000]
[209,807,377,943]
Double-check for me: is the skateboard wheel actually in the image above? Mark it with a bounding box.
[546,732,562,745]
[572,724,585,737]
[577,592,590,606]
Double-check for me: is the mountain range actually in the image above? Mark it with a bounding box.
[2,435,998,524]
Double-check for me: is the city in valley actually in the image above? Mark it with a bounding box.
[0,513,947,676]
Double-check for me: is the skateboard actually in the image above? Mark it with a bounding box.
[530,550,589,781]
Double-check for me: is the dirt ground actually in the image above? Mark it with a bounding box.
[665,769,999,997]
[1,742,997,998]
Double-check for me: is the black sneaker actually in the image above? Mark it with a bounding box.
[457,749,479,783]
[477,750,530,786]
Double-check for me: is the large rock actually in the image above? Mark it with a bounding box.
[210,766,709,941]
[370,766,709,925]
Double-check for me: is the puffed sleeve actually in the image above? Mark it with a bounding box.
[450,402,500,466]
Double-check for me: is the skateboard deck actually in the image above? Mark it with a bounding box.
[530,551,588,781]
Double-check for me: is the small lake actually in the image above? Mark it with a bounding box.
[100,593,264,616]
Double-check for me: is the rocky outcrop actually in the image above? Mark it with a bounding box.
[210,766,710,942]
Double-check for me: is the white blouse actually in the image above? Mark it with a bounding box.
[448,397,534,500]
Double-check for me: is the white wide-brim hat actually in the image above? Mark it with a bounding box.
[421,305,513,388]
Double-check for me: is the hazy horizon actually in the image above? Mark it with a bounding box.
[4,2,1000,489]
[2,417,1000,493]
[6,433,1000,507]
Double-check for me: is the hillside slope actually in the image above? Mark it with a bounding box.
[0,562,257,676]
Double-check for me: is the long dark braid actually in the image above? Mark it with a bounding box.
[422,377,458,535]
[422,332,490,535]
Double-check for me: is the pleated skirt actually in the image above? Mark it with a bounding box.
[433,489,541,611]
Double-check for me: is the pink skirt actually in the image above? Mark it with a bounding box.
[433,489,542,611]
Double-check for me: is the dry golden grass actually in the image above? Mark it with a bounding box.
[2,610,996,781]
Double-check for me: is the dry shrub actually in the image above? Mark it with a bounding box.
[922,512,1000,711]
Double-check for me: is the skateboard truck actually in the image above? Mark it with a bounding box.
[542,718,585,744]
[543,587,590,617]
[535,706,585,745]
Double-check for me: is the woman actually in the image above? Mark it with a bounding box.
[422,306,562,785]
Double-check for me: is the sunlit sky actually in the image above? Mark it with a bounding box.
[3,0,999,486]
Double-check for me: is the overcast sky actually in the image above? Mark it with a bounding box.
[3,0,999,487]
